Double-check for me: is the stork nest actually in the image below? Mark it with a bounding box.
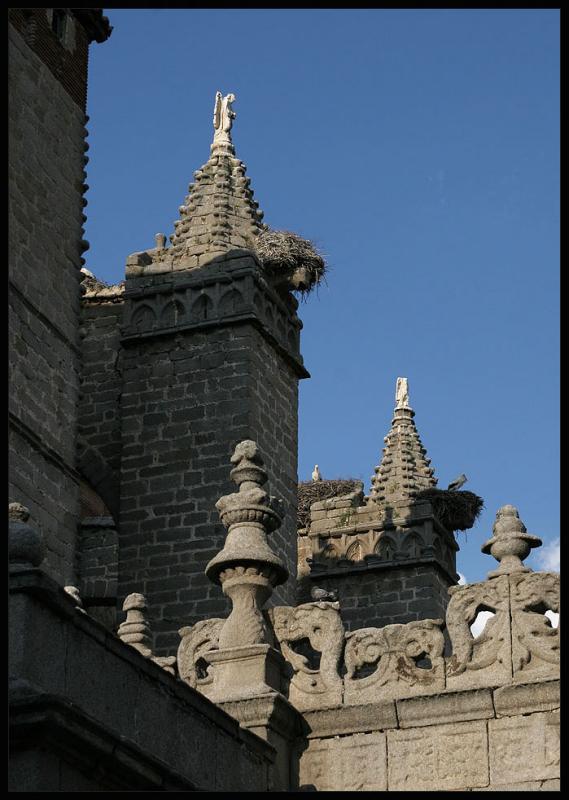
[298,479,362,530]
[415,489,484,532]
[254,226,327,296]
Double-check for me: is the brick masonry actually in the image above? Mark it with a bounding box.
[9,21,89,585]
[308,563,453,632]
[118,257,304,655]
[78,296,124,514]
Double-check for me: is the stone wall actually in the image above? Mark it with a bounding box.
[9,22,89,585]
[118,255,305,655]
[9,566,273,791]
[298,683,560,791]
[313,563,454,632]
[78,291,124,518]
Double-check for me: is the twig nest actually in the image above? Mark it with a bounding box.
[254,227,326,295]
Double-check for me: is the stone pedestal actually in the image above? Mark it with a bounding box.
[204,644,284,702]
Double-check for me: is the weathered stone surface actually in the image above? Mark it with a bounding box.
[10,568,273,791]
[344,618,445,704]
[488,711,560,786]
[302,701,398,739]
[478,778,560,791]
[271,602,344,711]
[493,679,560,717]
[9,21,85,585]
[299,732,387,791]
[396,688,494,728]
[509,571,560,683]
[387,721,489,790]
[445,575,512,691]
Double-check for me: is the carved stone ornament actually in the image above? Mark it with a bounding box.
[344,619,445,704]
[117,593,176,675]
[177,618,224,691]
[271,601,344,711]
[212,91,236,151]
[445,576,512,689]
[206,440,287,650]
[482,504,541,578]
[445,504,559,690]
[510,571,560,682]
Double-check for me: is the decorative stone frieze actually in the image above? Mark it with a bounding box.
[446,505,559,690]
[271,601,344,711]
[344,618,445,703]
[121,260,305,373]
[177,618,224,693]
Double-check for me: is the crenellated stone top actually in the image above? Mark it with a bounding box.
[369,377,437,506]
[126,92,264,276]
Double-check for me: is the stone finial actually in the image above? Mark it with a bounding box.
[395,377,410,410]
[117,593,177,674]
[205,441,287,649]
[212,90,236,152]
[9,503,45,567]
[482,505,542,578]
[369,379,437,505]
[154,232,166,250]
[117,593,153,657]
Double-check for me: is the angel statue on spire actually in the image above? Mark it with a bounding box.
[213,91,236,146]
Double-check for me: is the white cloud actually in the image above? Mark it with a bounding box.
[537,538,560,572]
[457,573,467,585]
[470,611,494,638]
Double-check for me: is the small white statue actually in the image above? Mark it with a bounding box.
[395,377,410,409]
[213,91,236,145]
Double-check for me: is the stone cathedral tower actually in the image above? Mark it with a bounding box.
[298,378,469,632]
[80,93,316,654]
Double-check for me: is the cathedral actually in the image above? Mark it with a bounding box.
[9,9,559,791]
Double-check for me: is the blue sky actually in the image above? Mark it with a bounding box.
[85,9,559,583]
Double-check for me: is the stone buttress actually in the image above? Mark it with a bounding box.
[117,94,309,654]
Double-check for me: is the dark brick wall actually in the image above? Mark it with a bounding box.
[9,9,91,111]
[311,563,453,633]
[9,23,88,584]
[119,319,300,656]
[78,298,124,495]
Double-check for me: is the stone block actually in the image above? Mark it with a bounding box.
[488,711,560,786]
[302,701,398,738]
[299,732,387,791]
[396,688,494,728]
[493,679,560,717]
[387,721,489,790]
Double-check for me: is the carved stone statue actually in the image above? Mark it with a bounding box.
[213,91,236,147]
[395,377,410,410]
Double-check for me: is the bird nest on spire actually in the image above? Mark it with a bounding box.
[254,226,327,296]
[415,489,484,532]
[298,479,362,530]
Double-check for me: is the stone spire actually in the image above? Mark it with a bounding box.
[369,377,437,505]
[127,91,265,275]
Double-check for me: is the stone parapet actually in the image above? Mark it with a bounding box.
[9,566,274,791]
